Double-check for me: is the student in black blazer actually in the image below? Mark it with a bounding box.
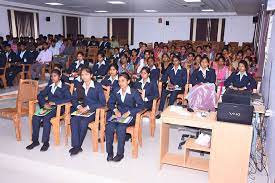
[147,57,160,81]
[26,69,72,151]
[4,44,19,86]
[99,36,111,51]
[190,56,216,86]
[224,60,257,91]
[65,51,89,83]
[91,52,109,79]
[70,67,106,156]
[106,72,144,162]
[101,63,120,91]
[134,67,159,110]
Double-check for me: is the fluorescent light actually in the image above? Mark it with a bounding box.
[184,0,201,2]
[45,2,64,5]
[95,10,109,13]
[201,9,214,12]
[107,1,126,4]
[144,10,158,13]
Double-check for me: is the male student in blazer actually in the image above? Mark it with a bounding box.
[158,56,187,116]
[4,44,18,86]
[99,36,111,51]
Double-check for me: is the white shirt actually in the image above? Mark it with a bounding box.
[172,65,182,75]
[237,71,248,81]
[137,59,145,73]
[36,49,53,64]
[20,50,26,59]
[108,75,118,84]
[82,81,95,96]
[97,60,106,68]
[150,65,156,71]
[50,81,62,94]
[139,77,150,90]
[49,46,60,56]
[199,67,210,79]
[117,86,131,103]
[75,60,84,70]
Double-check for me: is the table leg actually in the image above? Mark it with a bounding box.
[160,123,170,169]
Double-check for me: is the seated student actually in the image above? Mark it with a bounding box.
[160,53,172,76]
[70,67,106,156]
[118,54,134,75]
[88,36,99,47]
[5,44,22,86]
[105,72,144,162]
[130,49,140,67]
[190,56,216,86]
[91,53,109,79]
[26,69,71,151]
[111,47,120,64]
[110,36,119,49]
[157,56,187,117]
[99,36,111,51]
[120,44,131,55]
[147,57,160,81]
[137,50,151,74]
[224,60,257,91]
[134,67,159,110]
[31,42,53,80]
[29,45,39,63]
[101,63,120,91]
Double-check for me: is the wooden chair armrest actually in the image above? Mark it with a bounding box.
[29,99,39,115]
[55,102,72,119]
[0,94,18,100]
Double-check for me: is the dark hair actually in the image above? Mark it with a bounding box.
[188,52,195,57]
[131,48,137,53]
[98,52,105,58]
[162,53,170,58]
[172,55,181,61]
[119,72,131,81]
[77,51,84,56]
[237,50,243,55]
[51,69,61,76]
[141,66,150,74]
[238,60,249,71]
[53,63,63,70]
[144,50,151,55]
[201,56,210,63]
[81,67,93,75]
[91,36,95,39]
[108,63,118,71]
[218,56,225,62]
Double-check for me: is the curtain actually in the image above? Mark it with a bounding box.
[14,11,34,37]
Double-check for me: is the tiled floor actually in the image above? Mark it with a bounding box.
[0,96,269,183]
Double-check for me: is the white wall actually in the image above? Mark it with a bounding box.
[85,17,107,38]
[0,6,10,37]
[224,16,255,44]
[38,11,63,35]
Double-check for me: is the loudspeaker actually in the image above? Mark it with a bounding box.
[253,16,258,23]
[46,17,51,22]
[166,21,169,26]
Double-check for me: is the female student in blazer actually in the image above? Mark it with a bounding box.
[158,56,187,115]
[147,57,160,81]
[91,52,109,79]
[133,67,159,110]
[101,63,120,91]
[224,60,257,91]
[190,56,216,86]
[106,72,144,162]
[70,67,106,156]
[65,51,89,83]
[26,69,71,152]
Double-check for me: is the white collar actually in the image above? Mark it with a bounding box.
[150,65,156,70]
[21,50,26,54]
[139,77,150,84]
[172,65,182,71]
[117,86,131,95]
[108,75,118,81]
[199,67,210,72]
[82,81,95,89]
[237,71,248,76]
[97,60,106,65]
[76,60,84,65]
[50,81,62,88]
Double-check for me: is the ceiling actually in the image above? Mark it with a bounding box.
[2,0,263,15]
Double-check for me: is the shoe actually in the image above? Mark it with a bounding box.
[156,114,161,119]
[69,147,75,153]
[107,154,113,161]
[40,142,50,152]
[70,147,83,156]
[125,134,131,142]
[26,141,40,150]
[113,154,124,162]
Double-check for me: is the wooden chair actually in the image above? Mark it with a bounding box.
[0,64,7,88]
[29,83,74,145]
[41,62,54,81]
[20,64,32,79]
[0,79,38,140]
[139,98,159,147]
[87,47,99,62]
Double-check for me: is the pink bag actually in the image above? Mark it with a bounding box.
[187,83,216,111]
